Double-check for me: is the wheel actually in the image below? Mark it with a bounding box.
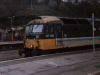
[19,49,23,56]
[31,50,37,56]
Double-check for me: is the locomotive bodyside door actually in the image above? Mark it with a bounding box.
[44,24,56,50]
[55,24,63,49]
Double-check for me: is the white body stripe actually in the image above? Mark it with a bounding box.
[56,37,100,48]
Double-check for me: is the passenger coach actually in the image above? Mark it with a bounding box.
[19,16,100,56]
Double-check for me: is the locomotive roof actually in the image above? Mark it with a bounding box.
[26,16,63,25]
[26,16,91,25]
[59,18,91,24]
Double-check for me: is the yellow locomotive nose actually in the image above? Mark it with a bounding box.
[23,38,40,49]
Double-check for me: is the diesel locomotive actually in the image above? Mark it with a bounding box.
[19,16,100,56]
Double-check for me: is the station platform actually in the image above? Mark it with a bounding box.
[0,50,100,75]
[0,41,23,45]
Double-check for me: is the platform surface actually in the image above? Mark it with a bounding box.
[0,51,100,75]
[0,41,23,45]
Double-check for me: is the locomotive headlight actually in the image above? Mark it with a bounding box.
[30,44,33,48]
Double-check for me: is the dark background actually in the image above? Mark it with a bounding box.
[0,0,100,29]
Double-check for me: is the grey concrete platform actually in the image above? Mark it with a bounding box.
[0,51,100,75]
[0,41,23,45]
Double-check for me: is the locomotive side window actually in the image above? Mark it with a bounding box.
[56,25,61,33]
[25,26,32,34]
[49,25,54,33]
[63,25,84,38]
[30,25,33,32]
[25,26,30,33]
[55,24,62,38]
[45,24,55,38]
[45,25,55,33]
[45,25,49,33]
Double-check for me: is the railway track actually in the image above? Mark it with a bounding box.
[0,49,100,75]
[0,48,100,62]
[0,50,24,61]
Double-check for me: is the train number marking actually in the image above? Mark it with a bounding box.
[50,35,54,37]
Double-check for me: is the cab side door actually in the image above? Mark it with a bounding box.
[44,24,56,50]
[55,24,63,48]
